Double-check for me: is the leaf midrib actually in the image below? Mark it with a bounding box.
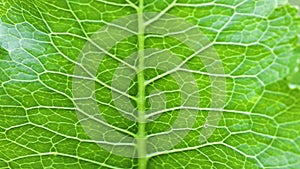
[136,0,148,169]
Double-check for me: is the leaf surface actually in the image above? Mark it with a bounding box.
[0,0,299,168]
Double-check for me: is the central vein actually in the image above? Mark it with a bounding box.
[136,0,148,168]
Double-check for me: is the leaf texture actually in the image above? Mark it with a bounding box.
[0,0,299,168]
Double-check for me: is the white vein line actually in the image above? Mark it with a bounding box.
[177,68,258,78]
[75,107,136,137]
[147,141,262,165]
[125,0,138,10]
[26,122,134,146]
[94,0,134,8]
[25,106,76,111]
[174,2,235,9]
[145,106,274,120]
[144,43,213,85]
[7,152,124,169]
[147,141,217,157]
[144,0,177,26]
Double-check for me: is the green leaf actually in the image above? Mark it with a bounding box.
[0,0,299,168]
